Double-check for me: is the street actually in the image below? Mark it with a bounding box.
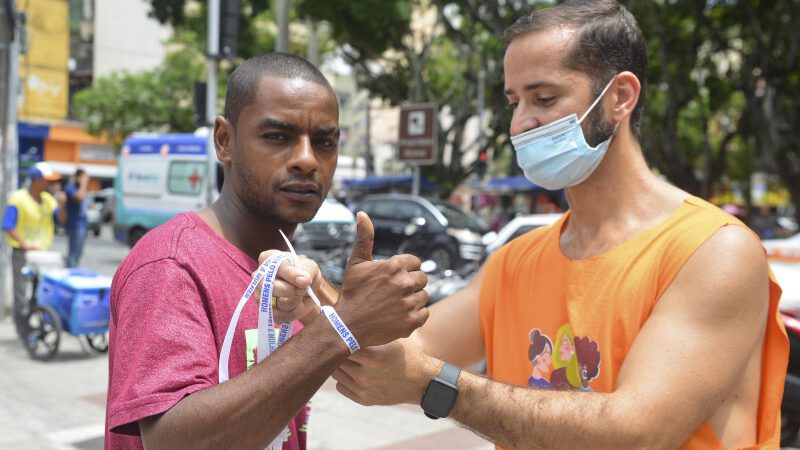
[0,226,493,450]
[1,226,797,449]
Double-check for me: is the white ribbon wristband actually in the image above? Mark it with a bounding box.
[321,305,360,353]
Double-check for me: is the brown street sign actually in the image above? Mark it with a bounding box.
[398,103,438,165]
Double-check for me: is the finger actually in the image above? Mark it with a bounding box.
[348,346,382,366]
[406,271,428,291]
[332,367,357,385]
[257,249,282,265]
[391,254,422,271]
[409,289,429,309]
[347,346,380,365]
[277,296,301,312]
[277,262,312,289]
[300,256,321,278]
[339,357,362,372]
[347,212,374,266]
[335,381,362,404]
[415,307,430,328]
[271,280,308,298]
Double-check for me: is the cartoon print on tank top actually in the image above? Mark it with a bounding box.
[527,323,601,391]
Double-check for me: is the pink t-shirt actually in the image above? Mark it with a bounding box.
[105,212,308,450]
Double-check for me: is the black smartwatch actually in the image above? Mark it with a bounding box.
[420,362,461,419]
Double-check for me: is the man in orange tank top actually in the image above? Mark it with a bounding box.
[331,1,788,448]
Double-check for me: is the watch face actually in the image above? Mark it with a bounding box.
[421,380,457,418]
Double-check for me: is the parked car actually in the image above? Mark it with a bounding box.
[764,230,800,443]
[357,194,488,271]
[293,196,356,252]
[484,213,563,255]
[771,261,800,446]
[86,202,102,237]
[425,213,562,305]
[764,233,800,263]
[91,187,115,224]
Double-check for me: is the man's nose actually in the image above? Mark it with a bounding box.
[288,136,319,174]
[510,105,540,137]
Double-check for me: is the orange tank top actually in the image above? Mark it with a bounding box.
[479,196,787,449]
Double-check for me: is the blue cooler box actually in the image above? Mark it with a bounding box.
[36,269,112,335]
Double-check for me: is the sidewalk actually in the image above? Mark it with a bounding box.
[0,315,493,449]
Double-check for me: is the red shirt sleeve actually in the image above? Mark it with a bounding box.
[106,258,218,435]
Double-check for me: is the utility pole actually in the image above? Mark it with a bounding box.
[276,0,290,52]
[205,0,219,207]
[306,19,319,66]
[0,0,20,317]
[477,70,486,154]
[365,97,372,175]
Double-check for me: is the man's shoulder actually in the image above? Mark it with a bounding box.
[115,214,206,279]
[665,196,756,250]
[7,189,28,204]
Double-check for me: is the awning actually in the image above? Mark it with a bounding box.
[18,122,50,139]
[47,161,118,179]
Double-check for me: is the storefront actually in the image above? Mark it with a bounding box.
[16,122,118,190]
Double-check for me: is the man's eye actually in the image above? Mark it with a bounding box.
[538,96,556,105]
[314,138,337,148]
[508,102,518,110]
[263,133,286,141]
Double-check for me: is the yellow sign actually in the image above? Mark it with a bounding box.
[18,0,69,122]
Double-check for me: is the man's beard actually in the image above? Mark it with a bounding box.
[583,103,616,148]
[234,162,324,225]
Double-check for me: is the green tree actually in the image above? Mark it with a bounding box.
[72,41,205,146]
[105,0,800,220]
[623,0,742,198]
[709,0,800,223]
[634,0,800,222]
[300,0,535,196]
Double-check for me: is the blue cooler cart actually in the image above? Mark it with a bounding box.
[26,269,112,360]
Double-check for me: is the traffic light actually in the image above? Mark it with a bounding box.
[219,0,240,58]
[193,82,207,126]
[475,150,488,177]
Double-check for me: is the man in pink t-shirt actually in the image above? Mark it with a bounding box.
[105,53,430,449]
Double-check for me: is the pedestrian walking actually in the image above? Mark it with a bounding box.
[63,168,90,268]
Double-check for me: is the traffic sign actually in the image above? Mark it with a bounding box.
[398,103,438,165]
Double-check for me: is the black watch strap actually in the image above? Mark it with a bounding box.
[421,362,462,419]
[438,362,461,386]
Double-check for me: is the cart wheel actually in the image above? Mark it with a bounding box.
[24,305,61,361]
[85,334,109,353]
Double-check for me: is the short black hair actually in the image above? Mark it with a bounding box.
[75,168,86,177]
[504,0,648,141]
[223,52,335,127]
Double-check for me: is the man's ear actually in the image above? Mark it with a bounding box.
[214,116,234,163]
[608,71,641,124]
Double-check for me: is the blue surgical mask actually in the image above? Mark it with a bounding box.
[510,76,618,190]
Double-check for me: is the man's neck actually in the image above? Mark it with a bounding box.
[28,185,44,202]
[201,191,296,261]
[560,134,687,258]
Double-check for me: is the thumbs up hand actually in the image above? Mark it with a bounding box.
[335,212,430,348]
[347,211,374,266]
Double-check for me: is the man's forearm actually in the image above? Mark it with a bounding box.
[76,177,89,200]
[6,229,28,248]
[141,313,350,450]
[450,372,637,449]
